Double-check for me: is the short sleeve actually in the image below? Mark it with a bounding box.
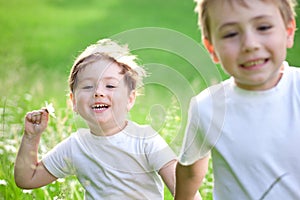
[146,131,177,171]
[179,97,211,165]
[42,136,75,178]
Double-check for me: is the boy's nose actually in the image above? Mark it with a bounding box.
[94,92,104,98]
[241,31,260,53]
[94,86,105,98]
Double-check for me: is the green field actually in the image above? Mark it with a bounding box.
[1,0,300,199]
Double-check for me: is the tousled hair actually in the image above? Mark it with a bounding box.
[68,39,146,93]
[194,0,297,42]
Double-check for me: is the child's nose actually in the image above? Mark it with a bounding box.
[242,31,260,53]
[94,85,105,98]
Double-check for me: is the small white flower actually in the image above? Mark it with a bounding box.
[45,101,56,118]
[0,179,7,186]
[57,178,65,183]
[4,144,16,153]
[22,189,32,194]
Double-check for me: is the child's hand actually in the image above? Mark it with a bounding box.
[24,109,49,136]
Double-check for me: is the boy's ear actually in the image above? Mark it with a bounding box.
[286,19,296,48]
[70,92,77,112]
[203,37,219,63]
[127,90,136,112]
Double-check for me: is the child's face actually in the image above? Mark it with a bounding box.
[204,0,295,90]
[70,59,135,135]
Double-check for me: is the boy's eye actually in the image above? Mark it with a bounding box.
[82,85,93,89]
[223,32,238,39]
[106,84,116,89]
[257,25,272,31]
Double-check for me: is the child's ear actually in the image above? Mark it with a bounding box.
[286,19,296,48]
[70,92,77,112]
[127,90,136,112]
[203,37,219,63]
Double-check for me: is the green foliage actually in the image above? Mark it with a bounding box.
[0,94,84,199]
[0,86,214,199]
[1,0,300,199]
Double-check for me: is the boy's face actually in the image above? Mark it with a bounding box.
[70,59,135,135]
[204,0,295,90]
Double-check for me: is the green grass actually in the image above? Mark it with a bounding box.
[1,0,300,199]
[0,76,214,200]
[0,0,211,199]
[0,73,214,199]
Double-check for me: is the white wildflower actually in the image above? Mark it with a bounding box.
[0,179,7,186]
[45,101,56,118]
[22,189,32,194]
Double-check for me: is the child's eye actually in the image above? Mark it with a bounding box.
[257,25,272,31]
[223,32,238,39]
[106,84,116,89]
[82,85,94,89]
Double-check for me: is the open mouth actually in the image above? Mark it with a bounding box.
[241,59,268,68]
[92,104,110,111]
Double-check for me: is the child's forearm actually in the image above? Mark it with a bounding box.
[14,133,42,189]
[175,171,202,200]
[159,159,177,196]
[175,157,209,200]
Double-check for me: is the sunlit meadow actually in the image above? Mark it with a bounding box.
[1,0,300,199]
[0,64,214,199]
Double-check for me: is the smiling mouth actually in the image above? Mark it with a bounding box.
[241,59,268,68]
[92,104,110,111]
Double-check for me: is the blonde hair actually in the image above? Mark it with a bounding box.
[68,39,146,93]
[194,0,298,42]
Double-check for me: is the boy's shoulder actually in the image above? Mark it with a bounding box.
[193,78,230,104]
[287,65,300,94]
[289,65,300,75]
[125,120,158,138]
[282,63,300,90]
[188,80,229,120]
[283,61,300,74]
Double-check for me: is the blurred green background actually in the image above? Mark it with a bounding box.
[0,0,210,131]
[1,0,300,199]
[2,0,299,101]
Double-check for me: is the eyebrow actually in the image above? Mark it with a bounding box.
[77,76,121,84]
[217,15,273,31]
[101,76,121,82]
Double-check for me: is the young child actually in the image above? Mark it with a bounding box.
[175,0,300,199]
[14,39,177,199]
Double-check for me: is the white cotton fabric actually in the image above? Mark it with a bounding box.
[42,121,176,200]
[179,62,300,199]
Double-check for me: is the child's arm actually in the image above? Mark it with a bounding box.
[14,109,57,189]
[158,159,177,196]
[174,156,209,200]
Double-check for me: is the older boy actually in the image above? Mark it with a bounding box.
[175,0,300,199]
[15,39,177,199]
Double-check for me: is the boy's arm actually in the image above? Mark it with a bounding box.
[175,155,209,200]
[158,159,177,196]
[14,109,57,189]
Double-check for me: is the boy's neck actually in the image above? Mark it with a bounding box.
[90,120,128,136]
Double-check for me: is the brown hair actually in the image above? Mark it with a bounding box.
[68,39,146,93]
[194,0,298,42]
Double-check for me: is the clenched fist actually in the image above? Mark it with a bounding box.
[24,109,49,136]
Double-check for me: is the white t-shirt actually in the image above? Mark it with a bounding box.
[179,62,300,200]
[42,121,176,200]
